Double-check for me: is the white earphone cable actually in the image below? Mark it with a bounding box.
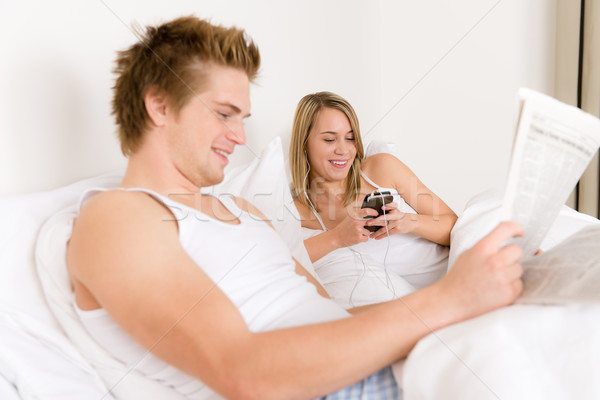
[348,166,397,307]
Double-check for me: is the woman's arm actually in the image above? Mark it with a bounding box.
[362,153,457,246]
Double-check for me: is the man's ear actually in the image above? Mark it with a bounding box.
[144,86,169,127]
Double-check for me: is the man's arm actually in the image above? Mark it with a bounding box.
[68,191,523,400]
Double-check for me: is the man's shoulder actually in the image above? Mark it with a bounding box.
[80,189,171,217]
[74,189,178,240]
[68,189,181,278]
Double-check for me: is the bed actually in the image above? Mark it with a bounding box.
[1,137,599,399]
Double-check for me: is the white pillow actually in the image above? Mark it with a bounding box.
[365,140,399,157]
[0,174,122,398]
[449,189,600,269]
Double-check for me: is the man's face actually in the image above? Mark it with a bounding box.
[165,64,251,189]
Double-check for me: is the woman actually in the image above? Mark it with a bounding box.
[289,91,457,308]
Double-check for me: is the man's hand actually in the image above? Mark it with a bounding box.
[438,221,524,321]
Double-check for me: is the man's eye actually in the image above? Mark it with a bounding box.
[217,112,230,120]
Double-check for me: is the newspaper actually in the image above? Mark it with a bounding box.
[517,225,600,304]
[500,88,600,258]
[499,88,600,304]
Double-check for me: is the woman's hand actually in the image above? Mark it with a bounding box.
[303,206,379,262]
[331,207,379,247]
[361,153,457,245]
[365,202,417,240]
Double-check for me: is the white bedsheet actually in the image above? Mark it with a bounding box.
[0,373,19,400]
[0,306,111,400]
[403,303,600,399]
[402,189,600,400]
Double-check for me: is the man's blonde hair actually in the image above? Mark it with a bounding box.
[112,16,260,155]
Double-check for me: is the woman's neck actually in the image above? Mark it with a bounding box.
[308,177,346,201]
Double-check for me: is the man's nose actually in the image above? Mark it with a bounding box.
[226,122,246,145]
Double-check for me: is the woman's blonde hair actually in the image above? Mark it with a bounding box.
[289,91,364,211]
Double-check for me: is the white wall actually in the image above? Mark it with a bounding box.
[0,0,556,213]
[376,0,556,212]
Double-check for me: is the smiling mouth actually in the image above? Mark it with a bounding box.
[330,160,348,167]
[212,148,230,160]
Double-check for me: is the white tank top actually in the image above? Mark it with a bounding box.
[302,172,449,309]
[75,188,349,400]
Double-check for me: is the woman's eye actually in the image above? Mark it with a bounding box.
[323,139,335,143]
[346,137,355,141]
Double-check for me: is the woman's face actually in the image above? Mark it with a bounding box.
[305,107,357,184]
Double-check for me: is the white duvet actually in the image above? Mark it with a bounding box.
[403,303,600,399]
[402,189,600,400]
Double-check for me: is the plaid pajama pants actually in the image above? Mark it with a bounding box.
[318,366,401,400]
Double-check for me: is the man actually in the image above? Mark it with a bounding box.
[67,16,523,399]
